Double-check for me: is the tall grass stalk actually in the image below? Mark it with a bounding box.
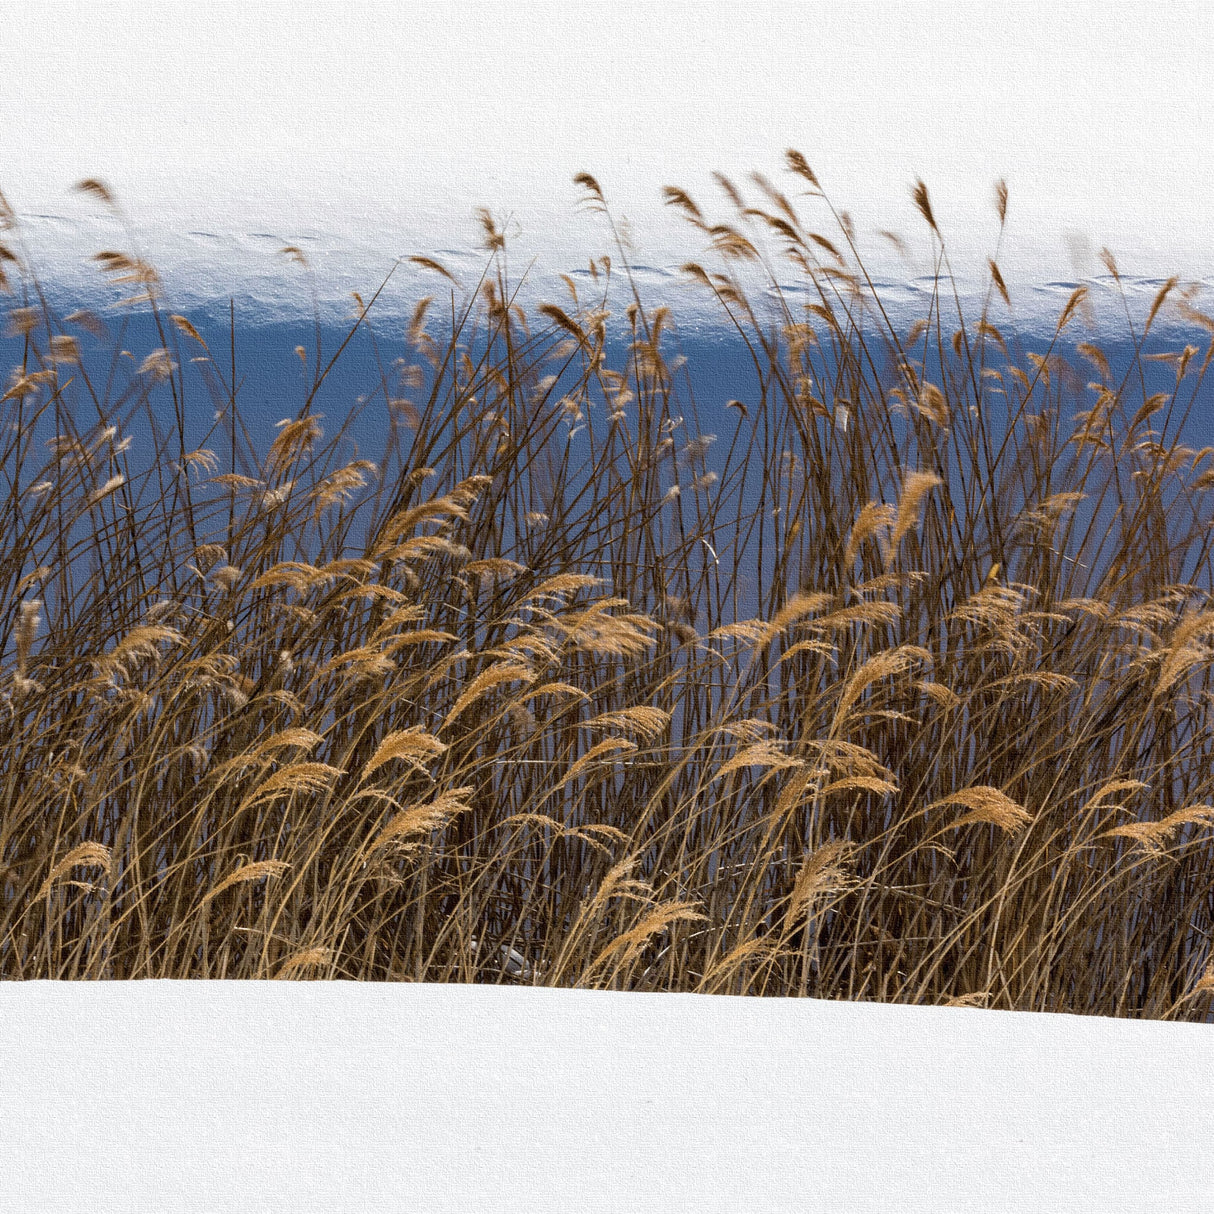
[3,158,1214,1019]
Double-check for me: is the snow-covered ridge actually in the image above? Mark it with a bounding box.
[8,0,1214,337]
[2,981,1210,1213]
[11,205,1214,342]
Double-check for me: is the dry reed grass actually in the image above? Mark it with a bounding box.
[2,156,1214,1020]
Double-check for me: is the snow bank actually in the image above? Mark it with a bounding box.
[2,981,1210,1212]
[6,3,1214,332]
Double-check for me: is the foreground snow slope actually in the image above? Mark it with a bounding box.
[1,982,1210,1212]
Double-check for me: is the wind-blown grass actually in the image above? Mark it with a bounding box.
[3,157,1214,1019]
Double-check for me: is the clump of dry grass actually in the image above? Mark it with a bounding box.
[3,159,1214,1021]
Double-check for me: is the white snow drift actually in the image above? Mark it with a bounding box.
[5,2,1214,330]
[1,981,1211,1213]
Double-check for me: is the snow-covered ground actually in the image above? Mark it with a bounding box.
[6,2,1214,330]
[2,981,1211,1212]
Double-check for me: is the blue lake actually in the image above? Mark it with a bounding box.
[6,285,1212,624]
[6,300,1205,464]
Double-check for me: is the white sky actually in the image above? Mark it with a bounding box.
[4,981,1212,1212]
[5,1,1214,320]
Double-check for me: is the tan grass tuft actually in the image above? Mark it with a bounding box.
[844,501,898,569]
[275,946,333,978]
[1154,608,1214,698]
[911,180,938,233]
[558,738,639,789]
[994,179,1009,225]
[94,624,183,680]
[249,729,325,759]
[1100,805,1214,854]
[785,149,822,191]
[1081,779,1148,816]
[759,590,833,648]
[662,186,705,224]
[832,646,930,735]
[371,787,474,850]
[989,259,1010,307]
[890,469,942,552]
[538,303,589,346]
[818,775,900,799]
[557,604,658,658]
[200,859,291,906]
[87,474,125,506]
[444,661,535,726]
[786,839,858,928]
[928,787,1033,835]
[717,740,801,780]
[73,178,117,209]
[916,382,949,426]
[37,842,112,899]
[138,348,176,382]
[591,900,707,972]
[361,728,448,779]
[169,314,209,350]
[1144,276,1178,336]
[408,255,458,283]
[698,937,780,991]
[241,764,344,810]
[573,172,605,203]
[584,706,672,740]
[266,415,323,476]
[944,991,993,1009]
